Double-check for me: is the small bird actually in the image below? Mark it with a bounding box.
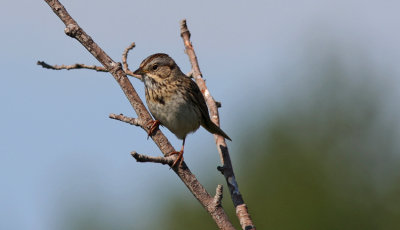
[133,53,231,167]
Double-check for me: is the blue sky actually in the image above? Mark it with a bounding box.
[1,0,400,229]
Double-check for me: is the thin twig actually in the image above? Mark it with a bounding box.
[131,151,174,165]
[37,61,108,72]
[37,60,140,78]
[122,42,142,80]
[180,19,256,230]
[42,1,235,229]
[109,113,143,127]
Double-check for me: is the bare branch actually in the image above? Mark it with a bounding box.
[131,151,174,165]
[109,113,143,127]
[37,61,108,72]
[180,19,256,230]
[36,60,141,79]
[42,1,235,229]
[122,42,142,80]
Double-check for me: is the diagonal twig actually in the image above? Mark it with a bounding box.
[180,19,256,230]
[122,42,142,80]
[41,1,235,229]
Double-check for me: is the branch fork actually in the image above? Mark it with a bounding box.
[37,41,141,79]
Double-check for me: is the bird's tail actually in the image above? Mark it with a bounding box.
[203,119,232,141]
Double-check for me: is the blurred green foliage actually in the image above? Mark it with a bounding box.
[155,54,400,229]
[62,51,400,230]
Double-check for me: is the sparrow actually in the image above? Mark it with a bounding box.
[134,53,231,167]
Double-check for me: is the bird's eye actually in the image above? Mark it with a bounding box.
[152,64,158,70]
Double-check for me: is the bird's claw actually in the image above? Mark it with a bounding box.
[147,120,160,139]
[167,150,184,168]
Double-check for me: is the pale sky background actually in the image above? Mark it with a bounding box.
[1,0,400,229]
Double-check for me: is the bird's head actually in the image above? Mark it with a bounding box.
[134,53,180,84]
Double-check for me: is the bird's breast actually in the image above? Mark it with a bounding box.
[145,87,201,139]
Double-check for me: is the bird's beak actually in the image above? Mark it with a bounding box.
[133,67,145,75]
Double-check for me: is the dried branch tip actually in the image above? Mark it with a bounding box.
[180,19,190,38]
[213,184,224,207]
[236,204,256,230]
[131,151,174,165]
[109,113,143,127]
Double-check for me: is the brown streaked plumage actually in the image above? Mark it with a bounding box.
[134,53,231,167]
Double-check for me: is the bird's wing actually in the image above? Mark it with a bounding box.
[187,78,211,122]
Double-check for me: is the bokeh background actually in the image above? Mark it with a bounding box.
[1,0,400,229]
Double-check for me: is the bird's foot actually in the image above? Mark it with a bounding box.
[167,150,184,168]
[146,120,160,139]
